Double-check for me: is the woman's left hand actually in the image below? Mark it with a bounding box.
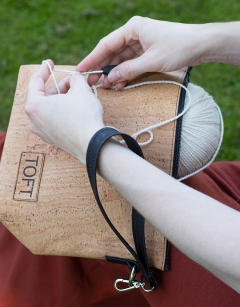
[25,60,104,164]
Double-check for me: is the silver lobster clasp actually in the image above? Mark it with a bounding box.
[114,266,152,292]
[114,265,139,292]
[114,278,142,292]
[114,265,154,292]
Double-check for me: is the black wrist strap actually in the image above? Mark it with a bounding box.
[86,127,157,291]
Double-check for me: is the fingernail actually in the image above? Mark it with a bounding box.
[108,69,121,83]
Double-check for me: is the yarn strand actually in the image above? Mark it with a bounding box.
[43,61,223,181]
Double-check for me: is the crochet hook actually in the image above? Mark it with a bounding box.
[81,65,117,76]
[54,65,117,76]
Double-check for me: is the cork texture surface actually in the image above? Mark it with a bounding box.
[0,65,186,270]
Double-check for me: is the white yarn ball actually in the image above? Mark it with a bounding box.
[177,83,223,180]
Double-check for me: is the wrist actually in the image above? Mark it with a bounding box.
[76,124,105,165]
[200,22,240,65]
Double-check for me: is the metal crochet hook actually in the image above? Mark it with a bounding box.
[54,65,117,76]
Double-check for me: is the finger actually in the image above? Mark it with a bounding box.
[84,53,117,86]
[46,75,71,96]
[104,48,128,88]
[103,44,141,88]
[102,53,125,89]
[103,77,127,90]
[76,26,128,73]
[77,20,145,87]
[116,81,128,90]
[27,59,54,98]
[83,43,141,87]
[87,73,102,87]
[110,42,142,64]
[69,72,93,95]
[108,52,155,84]
[76,17,143,77]
[103,75,112,88]
[81,42,128,74]
[78,43,133,87]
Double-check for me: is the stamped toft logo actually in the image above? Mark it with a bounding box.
[13,152,45,201]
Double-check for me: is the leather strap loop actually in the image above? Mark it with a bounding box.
[86,127,157,290]
[106,256,140,273]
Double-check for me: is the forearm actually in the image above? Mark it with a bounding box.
[97,139,240,291]
[201,22,240,65]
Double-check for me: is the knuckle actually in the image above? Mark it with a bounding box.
[98,37,105,44]
[122,62,133,79]
[118,53,126,63]
[98,37,113,56]
[28,122,37,134]
[98,37,105,46]
[128,16,142,25]
[28,74,35,83]
[71,74,89,91]
[28,75,38,86]
[25,102,35,117]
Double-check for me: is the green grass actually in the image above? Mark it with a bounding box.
[1,0,240,161]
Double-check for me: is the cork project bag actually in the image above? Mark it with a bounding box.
[0,65,190,272]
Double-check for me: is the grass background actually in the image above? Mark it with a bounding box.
[0,0,240,161]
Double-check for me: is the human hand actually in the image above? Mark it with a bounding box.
[25,60,104,164]
[76,16,207,89]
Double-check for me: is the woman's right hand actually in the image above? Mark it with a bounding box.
[76,16,208,89]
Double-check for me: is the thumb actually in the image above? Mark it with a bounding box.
[108,53,155,83]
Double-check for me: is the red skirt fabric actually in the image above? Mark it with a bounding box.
[0,131,240,306]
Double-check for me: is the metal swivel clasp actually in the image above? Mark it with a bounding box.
[114,265,154,292]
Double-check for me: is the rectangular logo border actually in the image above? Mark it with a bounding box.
[13,152,45,202]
